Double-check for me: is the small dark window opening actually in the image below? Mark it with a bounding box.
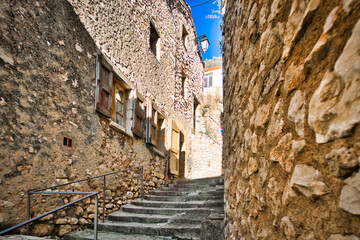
[150,22,160,57]
[63,136,73,148]
[181,71,186,97]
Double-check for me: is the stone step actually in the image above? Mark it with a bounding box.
[0,235,48,240]
[159,186,224,192]
[108,211,203,225]
[161,184,210,190]
[121,204,224,215]
[144,194,223,202]
[64,176,225,240]
[150,189,224,197]
[131,199,224,209]
[108,211,170,223]
[65,229,192,240]
[171,180,224,187]
[174,177,223,185]
[171,182,223,188]
[149,190,182,196]
[98,221,201,238]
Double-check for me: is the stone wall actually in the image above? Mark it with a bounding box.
[67,0,204,134]
[187,81,223,179]
[0,0,202,236]
[223,0,360,239]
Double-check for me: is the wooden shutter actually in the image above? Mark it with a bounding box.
[157,115,166,153]
[150,108,157,146]
[170,121,180,175]
[145,102,159,145]
[145,103,151,143]
[133,97,145,138]
[96,64,112,117]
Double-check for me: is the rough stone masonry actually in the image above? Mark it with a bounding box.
[0,0,203,237]
[223,0,360,239]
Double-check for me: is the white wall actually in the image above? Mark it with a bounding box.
[204,68,223,98]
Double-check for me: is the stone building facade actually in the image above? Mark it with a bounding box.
[0,0,203,236]
[223,0,360,239]
[187,65,223,179]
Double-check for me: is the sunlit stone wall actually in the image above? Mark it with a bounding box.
[223,0,360,239]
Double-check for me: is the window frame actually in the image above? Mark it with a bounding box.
[146,101,166,154]
[95,54,136,137]
[112,80,126,127]
[204,74,213,88]
[132,92,146,138]
[156,113,166,153]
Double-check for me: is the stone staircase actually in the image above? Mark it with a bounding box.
[65,176,224,240]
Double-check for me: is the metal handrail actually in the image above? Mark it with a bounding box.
[0,193,99,239]
[0,158,168,239]
[197,115,222,128]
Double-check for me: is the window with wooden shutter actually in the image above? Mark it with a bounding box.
[150,108,157,145]
[133,97,145,138]
[171,128,180,153]
[112,81,126,127]
[157,114,165,153]
[96,64,112,117]
[146,102,166,149]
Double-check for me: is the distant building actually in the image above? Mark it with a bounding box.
[187,65,223,179]
[203,65,223,98]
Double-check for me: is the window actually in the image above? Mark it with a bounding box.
[182,26,188,50]
[181,71,186,96]
[150,107,157,145]
[157,114,165,153]
[96,55,136,137]
[63,136,73,148]
[97,64,113,117]
[132,95,145,138]
[150,22,160,59]
[112,80,125,127]
[204,74,213,88]
[146,102,166,153]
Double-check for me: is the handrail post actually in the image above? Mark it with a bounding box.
[94,194,98,240]
[141,166,144,200]
[102,175,106,223]
[26,192,30,235]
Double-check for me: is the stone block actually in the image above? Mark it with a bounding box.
[308,20,360,143]
[32,224,53,237]
[55,218,68,225]
[290,164,328,199]
[339,172,360,215]
[200,214,225,240]
[58,224,71,236]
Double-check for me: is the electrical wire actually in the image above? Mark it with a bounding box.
[190,0,211,8]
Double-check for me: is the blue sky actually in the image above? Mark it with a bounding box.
[186,0,222,60]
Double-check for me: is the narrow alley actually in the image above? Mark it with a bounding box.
[0,0,359,240]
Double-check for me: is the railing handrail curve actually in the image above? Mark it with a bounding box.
[0,158,168,239]
[0,193,99,237]
[28,161,163,193]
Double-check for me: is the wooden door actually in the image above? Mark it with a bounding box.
[179,131,186,178]
[170,121,180,175]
